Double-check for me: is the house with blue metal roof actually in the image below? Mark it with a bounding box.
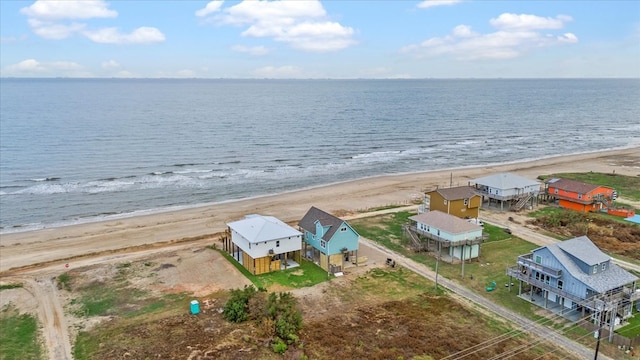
[298,206,360,274]
[507,236,638,322]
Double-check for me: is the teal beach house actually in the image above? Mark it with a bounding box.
[298,206,360,274]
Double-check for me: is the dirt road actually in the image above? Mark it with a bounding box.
[22,277,73,360]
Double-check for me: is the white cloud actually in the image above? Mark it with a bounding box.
[175,69,197,78]
[196,1,224,17]
[20,0,117,20]
[101,60,121,69]
[3,59,87,77]
[253,65,303,78]
[557,33,578,43]
[403,12,578,60]
[28,19,86,40]
[6,59,46,72]
[0,34,29,43]
[83,27,165,44]
[232,45,270,56]
[417,0,464,9]
[490,13,572,31]
[202,0,356,52]
[21,0,164,44]
[113,70,138,78]
[452,25,476,38]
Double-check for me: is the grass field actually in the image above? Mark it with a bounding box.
[616,309,640,338]
[0,305,42,360]
[216,249,330,290]
[351,213,543,316]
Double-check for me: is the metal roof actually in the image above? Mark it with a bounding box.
[545,178,604,194]
[545,236,638,293]
[471,172,540,190]
[227,214,301,244]
[409,210,481,234]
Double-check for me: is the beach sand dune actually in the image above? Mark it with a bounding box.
[1,148,638,273]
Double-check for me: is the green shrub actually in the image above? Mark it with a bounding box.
[223,285,257,323]
[0,283,23,291]
[272,337,287,354]
[266,292,302,340]
[57,273,72,291]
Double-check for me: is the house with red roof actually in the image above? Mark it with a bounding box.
[545,178,615,213]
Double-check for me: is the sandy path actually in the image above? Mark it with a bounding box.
[24,277,73,360]
[1,147,638,273]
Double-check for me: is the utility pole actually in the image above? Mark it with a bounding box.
[594,301,606,360]
[461,243,465,278]
[434,241,441,290]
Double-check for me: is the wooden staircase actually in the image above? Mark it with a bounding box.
[511,193,533,211]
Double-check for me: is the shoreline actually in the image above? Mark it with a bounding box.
[0,146,638,273]
[2,144,638,236]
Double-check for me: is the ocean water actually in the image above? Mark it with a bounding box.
[1,78,639,233]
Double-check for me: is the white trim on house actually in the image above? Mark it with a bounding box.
[227,214,302,259]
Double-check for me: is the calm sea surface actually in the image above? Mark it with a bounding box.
[1,79,639,232]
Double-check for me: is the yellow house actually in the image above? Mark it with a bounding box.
[425,186,481,219]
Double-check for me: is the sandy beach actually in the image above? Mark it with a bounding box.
[1,147,638,273]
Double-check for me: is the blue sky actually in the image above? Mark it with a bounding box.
[1,0,638,78]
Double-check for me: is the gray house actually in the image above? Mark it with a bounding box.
[470,172,540,211]
[507,236,638,323]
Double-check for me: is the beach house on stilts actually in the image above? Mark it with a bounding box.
[224,214,302,275]
[298,206,360,274]
[470,172,541,211]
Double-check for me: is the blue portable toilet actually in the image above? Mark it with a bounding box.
[190,300,200,315]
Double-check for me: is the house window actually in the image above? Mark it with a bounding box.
[545,275,550,285]
[592,265,597,274]
[535,272,540,280]
[443,200,448,205]
[427,226,430,232]
[320,240,326,248]
[601,263,606,271]
[276,240,280,247]
[558,280,563,290]
[437,229,440,236]
[535,256,541,264]
[464,198,469,206]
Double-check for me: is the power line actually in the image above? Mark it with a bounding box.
[487,313,593,360]
[441,308,591,360]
